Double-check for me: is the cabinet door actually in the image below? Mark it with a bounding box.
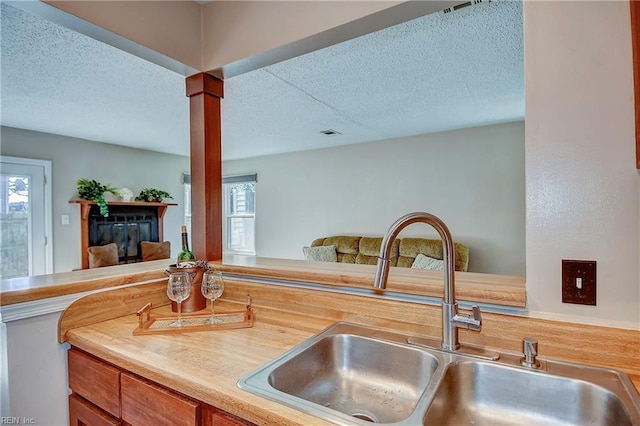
[68,348,121,418]
[69,394,121,426]
[202,404,254,426]
[120,373,200,426]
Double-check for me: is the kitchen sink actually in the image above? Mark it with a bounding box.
[267,333,439,423]
[422,360,638,425]
[238,322,640,425]
[238,322,442,424]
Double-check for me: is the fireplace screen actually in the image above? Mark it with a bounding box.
[88,205,159,263]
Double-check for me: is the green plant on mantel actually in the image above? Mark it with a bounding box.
[77,178,118,217]
[135,188,173,203]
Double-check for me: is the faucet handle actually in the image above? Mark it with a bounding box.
[468,305,482,331]
[452,305,482,331]
[471,305,482,322]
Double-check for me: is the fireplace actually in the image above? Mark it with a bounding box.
[89,205,159,263]
[72,200,177,269]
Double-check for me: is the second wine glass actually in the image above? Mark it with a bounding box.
[201,271,225,324]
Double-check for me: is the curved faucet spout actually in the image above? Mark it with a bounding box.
[373,212,455,302]
[373,212,481,352]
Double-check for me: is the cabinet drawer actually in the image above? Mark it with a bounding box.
[121,373,200,426]
[68,348,121,417]
[69,393,121,426]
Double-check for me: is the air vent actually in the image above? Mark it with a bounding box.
[442,0,489,14]
[319,129,342,136]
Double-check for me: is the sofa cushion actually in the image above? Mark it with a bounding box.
[411,253,445,270]
[311,236,360,263]
[355,237,399,266]
[397,237,469,272]
[303,245,338,262]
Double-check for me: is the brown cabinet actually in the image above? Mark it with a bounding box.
[202,405,251,426]
[67,347,252,426]
[69,394,121,426]
[121,373,201,426]
[68,348,121,418]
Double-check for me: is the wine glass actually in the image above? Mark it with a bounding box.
[166,272,192,327]
[201,271,225,324]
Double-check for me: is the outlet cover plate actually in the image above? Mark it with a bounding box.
[562,259,596,305]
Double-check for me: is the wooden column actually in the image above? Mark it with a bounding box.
[186,73,224,261]
[631,0,640,168]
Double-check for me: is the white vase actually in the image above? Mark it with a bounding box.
[119,188,133,202]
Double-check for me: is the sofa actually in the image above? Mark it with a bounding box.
[309,235,469,272]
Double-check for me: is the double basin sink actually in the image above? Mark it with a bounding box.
[238,322,640,425]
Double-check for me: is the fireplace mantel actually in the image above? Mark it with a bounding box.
[70,200,178,269]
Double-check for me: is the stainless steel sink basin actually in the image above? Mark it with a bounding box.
[238,322,640,425]
[238,322,442,424]
[423,360,639,425]
[268,333,439,423]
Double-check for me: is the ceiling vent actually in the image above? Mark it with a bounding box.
[442,0,489,14]
[319,129,342,136]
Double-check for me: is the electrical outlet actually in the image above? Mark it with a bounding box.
[562,260,596,305]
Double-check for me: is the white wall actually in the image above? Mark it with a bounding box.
[0,126,190,273]
[224,122,525,276]
[525,1,639,326]
[5,312,69,426]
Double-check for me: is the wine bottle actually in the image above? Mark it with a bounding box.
[177,225,196,266]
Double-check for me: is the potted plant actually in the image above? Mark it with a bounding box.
[77,178,118,217]
[135,188,173,203]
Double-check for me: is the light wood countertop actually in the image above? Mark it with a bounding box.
[66,301,336,425]
[0,260,172,306]
[1,255,525,308]
[216,255,526,307]
[65,302,640,425]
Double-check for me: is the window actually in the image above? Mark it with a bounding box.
[223,175,256,255]
[182,173,256,255]
[182,173,191,235]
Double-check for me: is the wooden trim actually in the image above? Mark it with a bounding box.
[70,200,176,269]
[631,0,640,168]
[70,200,178,207]
[186,72,224,262]
[58,280,170,342]
[186,72,224,98]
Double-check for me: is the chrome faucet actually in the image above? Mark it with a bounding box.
[373,212,482,351]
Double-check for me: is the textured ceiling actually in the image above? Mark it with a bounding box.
[1,1,523,160]
[0,3,190,155]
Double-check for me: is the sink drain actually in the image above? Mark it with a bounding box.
[351,413,376,422]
